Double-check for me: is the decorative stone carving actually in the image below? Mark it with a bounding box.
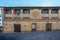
[32,10,39,18]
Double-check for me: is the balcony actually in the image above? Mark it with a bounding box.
[13,17,21,20]
[13,14,21,17]
[4,17,12,22]
[5,14,12,17]
[50,14,58,17]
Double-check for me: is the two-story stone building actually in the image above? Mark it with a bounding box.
[0,6,60,33]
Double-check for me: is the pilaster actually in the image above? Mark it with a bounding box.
[49,9,51,19]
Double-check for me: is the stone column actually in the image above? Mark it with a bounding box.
[21,9,23,19]
[58,9,60,19]
[49,9,51,19]
[40,9,42,19]
[30,9,33,19]
[12,9,14,20]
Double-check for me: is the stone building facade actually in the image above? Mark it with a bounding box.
[1,6,60,33]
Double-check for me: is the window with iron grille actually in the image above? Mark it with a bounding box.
[42,9,49,14]
[23,9,30,14]
[15,9,21,15]
[51,9,58,14]
[5,9,12,14]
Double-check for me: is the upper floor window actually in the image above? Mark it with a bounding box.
[42,9,49,14]
[51,9,58,14]
[16,9,20,15]
[23,9,30,14]
[14,9,20,15]
[5,9,12,14]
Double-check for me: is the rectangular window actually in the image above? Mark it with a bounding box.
[23,9,30,14]
[5,9,12,14]
[14,9,20,15]
[51,9,58,14]
[42,9,49,14]
[16,9,20,15]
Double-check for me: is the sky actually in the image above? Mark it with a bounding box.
[0,0,60,6]
[0,0,60,26]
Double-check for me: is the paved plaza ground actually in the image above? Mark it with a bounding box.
[0,31,60,40]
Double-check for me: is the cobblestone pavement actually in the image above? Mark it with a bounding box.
[0,31,60,40]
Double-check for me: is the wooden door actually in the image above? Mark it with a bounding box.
[14,24,21,32]
[46,23,52,31]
